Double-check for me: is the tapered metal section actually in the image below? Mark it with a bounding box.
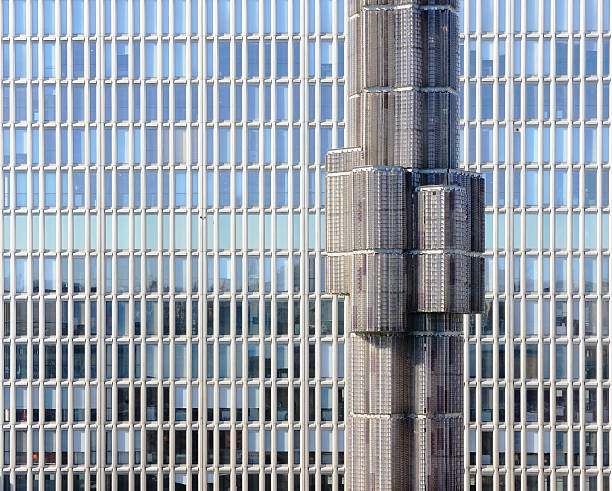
[325,0,484,488]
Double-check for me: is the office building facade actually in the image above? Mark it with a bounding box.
[462,0,612,489]
[5,0,611,490]
[0,0,345,489]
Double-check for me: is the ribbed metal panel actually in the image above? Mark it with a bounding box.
[394,7,424,88]
[348,416,412,490]
[351,253,409,333]
[407,312,464,333]
[353,91,459,169]
[423,91,459,169]
[325,146,362,173]
[324,0,483,487]
[326,254,352,295]
[406,333,464,415]
[415,185,469,250]
[423,9,459,89]
[421,171,486,252]
[409,252,474,313]
[393,90,426,168]
[470,255,485,312]
[407,416,464,490]
[350,334,412,414]
[359,91,396,166]
[349,7,458,93]
[361,9,395,89]
[326,173,353,253]
[351,169,410,250]
[347,16,362,96]
[346,95,362,149]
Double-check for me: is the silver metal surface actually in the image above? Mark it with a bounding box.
[325,0,484,488]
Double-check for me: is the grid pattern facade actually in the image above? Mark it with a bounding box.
[0,0,346,490]
[462,0,612,489]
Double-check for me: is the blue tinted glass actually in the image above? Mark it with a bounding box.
[175,172,186,207]
[45,172,56,206]
[276,128,288,164]
[14,87,26,122]
[480,40,493,76]
[162,42,169,78]
[264,42,271,77]
[274,41,287,78]
[116,0,128,33]
[1,87,8,123]
[175,85,186,120]
[481,0,493,31]
[292,0,299,33]
[248,171,259,207]
[191,0,198,34]
[13,0,26,34]
[218,85,231,121]
[146,85,157,121]
[146,0,157,34]
[264,84,271,120]
[15,173,26,208]
[248,0,259,33]
[117,85,129,121]
[73,129,84,163]
[89,44,96,78]
[72,85,83,121]
[174,0,186,33]
[61,128,68,163]
[218,129,230,163]
[277,85,288,120]
[276,0,288,32]
[43,0,55,34]
[247,85,259,120]
[145,42,156,78]
[72,0,84,33]
[44,86,56,121]
[247,41,259,77]
[321,0,332,32]
[117,42,129,77]
[88,0,96,34]
[308,41,316,77]
[175,42,185,77]
[219,41,230,78]
[161,81,167,121]
[321,85,332,120]
[206,42,214,78]
[289,42,297,78]
[146,171,157,207]
[104,0,111,34]
[60,41,68,79]
[191,41,198,78]
[585,39,597,76]
[73,42,84,77]
[162,0,169,34]
[526,40,538,75]
[218,0,230,34]
[320,128,332,162]
[43,42,55,78]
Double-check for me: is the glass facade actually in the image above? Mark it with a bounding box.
[0,0,345,489]
[462,0,612,489]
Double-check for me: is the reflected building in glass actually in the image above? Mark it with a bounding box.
[0,0,345,489]
[462,0,612,489]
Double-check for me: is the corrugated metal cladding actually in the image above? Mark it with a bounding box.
[326,0,484,489]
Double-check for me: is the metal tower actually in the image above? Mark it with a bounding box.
[325,0,485,489]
